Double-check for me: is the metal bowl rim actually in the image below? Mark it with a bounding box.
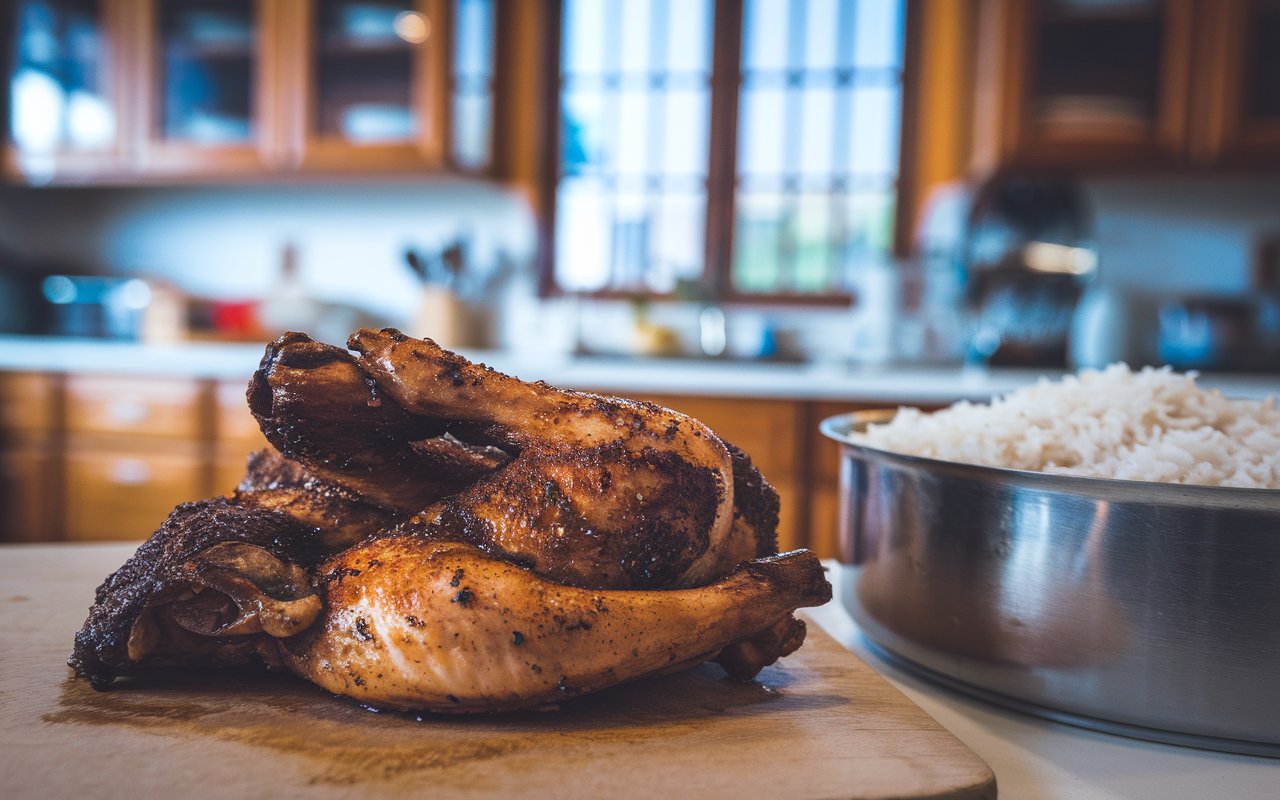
[820,409,1280,510]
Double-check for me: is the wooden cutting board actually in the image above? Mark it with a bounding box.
[0,544,996,799]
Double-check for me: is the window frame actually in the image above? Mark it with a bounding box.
[537,0,920,306]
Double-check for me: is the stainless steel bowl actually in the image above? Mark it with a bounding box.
[821,410,1280,757]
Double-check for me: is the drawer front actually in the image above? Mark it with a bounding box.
[773,477,804,554]
[808,483,841,560]
[65,448,205,540]
[214,447,256,497]
[215,380,269,448]
[0,372,56,435]
[66,376,205,440]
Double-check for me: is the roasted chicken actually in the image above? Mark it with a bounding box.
[71,330,832,711]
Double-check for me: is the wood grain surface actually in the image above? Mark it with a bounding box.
[0,544,996,799]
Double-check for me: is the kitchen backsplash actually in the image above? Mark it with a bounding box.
[0,174,1276,363]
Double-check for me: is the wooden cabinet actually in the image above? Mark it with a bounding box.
[4,0,126,182]
[0,366,937,557]
[0,372,60,541]
[282,0,449,172]
[65,375,206,439]
[213,379,268,495]
[5,0,494,182]
[1194,0,1280,164]
[62,374,211,541]
[64,443,205,540]
[974,0,1280,171]
[133,0,284,176]
[630,394,811,554]
[975,0,1195,170]
[0,370,269,541]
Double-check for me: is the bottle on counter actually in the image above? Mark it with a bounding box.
[258,242,323,336]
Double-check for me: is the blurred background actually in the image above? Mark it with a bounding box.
[1,0,1277,551]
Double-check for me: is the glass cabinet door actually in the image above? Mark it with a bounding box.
[8,0,118,180]
[985,0,1194,167]
[449,0,494,171]
[156,0,256,145]
[141,0,275,172]
[1030,0,1170,140]
[295,0,447,168]
[1244,1,1280,126]
[1200,0,1280,164]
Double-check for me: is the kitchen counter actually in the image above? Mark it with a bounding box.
[3,334,1280,404]
[2,542,1274,799]
[809,566,1279,800]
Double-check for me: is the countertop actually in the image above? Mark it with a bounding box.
[1,542,1274,799]
[810,566,1280,800]
[4,334,1280,404]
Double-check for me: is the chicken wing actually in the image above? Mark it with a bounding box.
[277,537,830,712]
[247,332,510,513]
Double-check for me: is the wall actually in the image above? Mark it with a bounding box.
[0,174,1276,362]
[1086,176,1280,294]
[0,179,538,330]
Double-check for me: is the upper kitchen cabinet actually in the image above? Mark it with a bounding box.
[974,0,1195,170]
[278,0,450,171]
[4,0,496,182]
[5,0,129,183]
[1194,0,1280,165]
[974,0,1280,171]
[134,0,282,176]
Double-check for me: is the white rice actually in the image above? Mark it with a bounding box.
[858,364,1280,488]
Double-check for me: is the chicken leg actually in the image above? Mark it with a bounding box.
[278,537,831,712]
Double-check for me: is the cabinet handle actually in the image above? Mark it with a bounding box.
[110,459,151,486]
[107,400,150,425]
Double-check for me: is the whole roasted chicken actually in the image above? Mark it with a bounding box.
[71,330,831,712]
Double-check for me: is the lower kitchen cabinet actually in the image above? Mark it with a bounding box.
[0,372,59,542]
[64,444,206,541]
[635,394,811,553]
[0,445,57,542]
[213,380,271,496]
[60,373,213,541]
[0,367,930,557]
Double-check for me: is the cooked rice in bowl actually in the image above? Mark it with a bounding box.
[858,364,1280,488]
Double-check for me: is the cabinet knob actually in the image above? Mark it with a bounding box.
[107,400,150,425]
[110,459,151,486]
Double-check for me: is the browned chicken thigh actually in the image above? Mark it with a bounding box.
[351,328,776,589]
[71,330,829,712]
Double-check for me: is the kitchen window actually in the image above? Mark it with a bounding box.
[550,0,907,301]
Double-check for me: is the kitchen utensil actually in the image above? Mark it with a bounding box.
[4,543,995,800]
[822,410,1280,757]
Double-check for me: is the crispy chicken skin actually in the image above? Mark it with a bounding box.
[279,538,830,712]
[70,499,325,688]
[234,448,398,552]
[71,330,830,711]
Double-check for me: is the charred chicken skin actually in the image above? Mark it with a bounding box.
[71,330,832,711]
